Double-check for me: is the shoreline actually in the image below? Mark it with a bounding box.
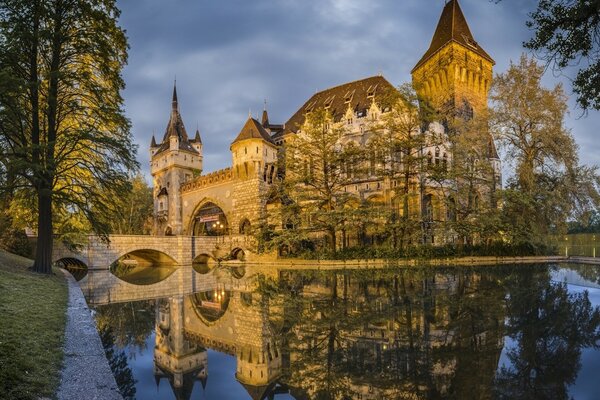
[235,255,600,269]
[57,269,123,400]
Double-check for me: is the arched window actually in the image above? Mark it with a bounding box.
[370,148,376,176]
[435,147,440,165]
[423,194,434,222]
[447,197,457,222]
[443,153,448,171]
[239,218,251,235]
[427,151,433,166]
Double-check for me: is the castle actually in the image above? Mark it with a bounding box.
[150,0,500,245]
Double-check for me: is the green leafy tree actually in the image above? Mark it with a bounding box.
[369,83,433,249]
[524,0,600,111]
[110,174,153,235]
[491,55,600,243]
[0,0,137,273]
[285,108,357,251]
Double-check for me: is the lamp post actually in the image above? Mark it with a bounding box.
[565,236,569,258]
[593,235,596,258]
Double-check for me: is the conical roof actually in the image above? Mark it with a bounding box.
[412,0,494,72]
[231,117,274,145]
[261,103,270,127]
[154,83,199,155]
[162,84,190,143]
[193,129,202,144]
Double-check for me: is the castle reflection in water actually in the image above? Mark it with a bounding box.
[82,263,600,400]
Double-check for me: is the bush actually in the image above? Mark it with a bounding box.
[0,215,32,258]
[0,227,32,258]
[280,240,558,260]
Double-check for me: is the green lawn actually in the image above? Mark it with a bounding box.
[0,250,68,400]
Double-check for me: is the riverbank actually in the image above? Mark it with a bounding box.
[57,270,122,400]
[242,254,574,269]
[0,250,67,400]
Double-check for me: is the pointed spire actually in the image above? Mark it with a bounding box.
[412,0,494,72]
[172,79,178,111]
[151,134,157,147]
[261,99,269,127]
[194,128,202,144]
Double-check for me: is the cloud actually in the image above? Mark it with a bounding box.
[117,0,600,179]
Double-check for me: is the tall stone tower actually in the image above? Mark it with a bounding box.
[411,0,495,117]
[230,116,278,234]
[150,84,203,235]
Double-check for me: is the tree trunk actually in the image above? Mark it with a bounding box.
[33,186,53,274]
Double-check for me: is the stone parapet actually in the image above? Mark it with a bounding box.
[182,168,234,193]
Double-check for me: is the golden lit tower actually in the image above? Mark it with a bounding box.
[411,0,495,116]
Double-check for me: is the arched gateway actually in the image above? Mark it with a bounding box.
[190,202,229,236]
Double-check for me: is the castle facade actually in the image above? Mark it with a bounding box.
[150,0,500,246]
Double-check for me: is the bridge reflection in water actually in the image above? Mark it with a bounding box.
[83,263,600,400]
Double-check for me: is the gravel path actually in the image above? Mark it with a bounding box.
[56,270,123,400]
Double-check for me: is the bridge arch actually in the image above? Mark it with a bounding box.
[55,257,89,281]
[231,247,246,261]
[190,289,231,326]
[192,253,216,274]
[111,248,179,268]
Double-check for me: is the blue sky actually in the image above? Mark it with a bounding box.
[116,0,600,180]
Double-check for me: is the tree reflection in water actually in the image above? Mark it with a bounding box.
[91,265,600,400]
[98,325,137,400]
[494,268,600,400]
[268,266,600,399]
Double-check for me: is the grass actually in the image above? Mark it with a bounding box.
[0,249,68,400]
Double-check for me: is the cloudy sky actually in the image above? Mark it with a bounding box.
[116,0,600,180]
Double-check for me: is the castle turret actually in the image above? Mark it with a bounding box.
[230,116,278,234]
[150,82,203,235]
[411,0,494,117]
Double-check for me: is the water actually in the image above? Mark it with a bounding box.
[74,263,600,400]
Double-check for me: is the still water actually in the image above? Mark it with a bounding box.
[73,263,600,400]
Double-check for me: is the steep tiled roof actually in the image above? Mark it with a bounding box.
[232,117,275,145]
[154,84,199,155]
[284,75,396,133]
[412,0,494,72]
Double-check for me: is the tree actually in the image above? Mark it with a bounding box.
[285,108,356,251]
[432,112,501,245]
[109,174,153,235]
[523,0,600,111]
[368,83,432,249]
[0,0,137,273]
[491,55,600,243]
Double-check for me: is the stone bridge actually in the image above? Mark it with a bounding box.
[53,234,255,269]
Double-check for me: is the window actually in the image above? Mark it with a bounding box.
[427,151,432,165]
[244,147,247,155]
[435,147,440,165]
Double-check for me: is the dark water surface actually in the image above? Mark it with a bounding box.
[77,263,600,400]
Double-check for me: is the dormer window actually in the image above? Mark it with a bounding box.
[366,84,378,99]
[344,90,355,104]
[324,95,335,109]
[463,34,478,49]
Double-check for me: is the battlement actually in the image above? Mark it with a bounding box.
[181,167,234,193]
